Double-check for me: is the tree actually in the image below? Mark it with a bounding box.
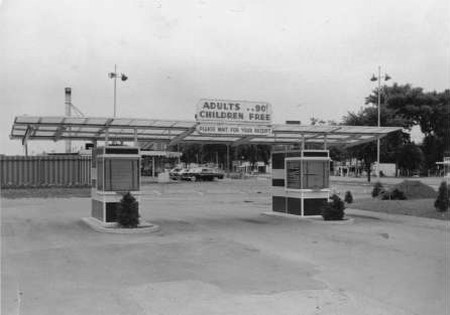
[342,105,408,181]
[396,143,424,176]
[371,84,450,171]
[236,144,272,170]
[382,85,449,139]
[329,145,346,162]
[344,83,448,178]
[180,143,202,164]
[422,136,444,173]
[434,181,449,212]
[310,117,338,126]
[310,117,326,126]
[347,142,375,182]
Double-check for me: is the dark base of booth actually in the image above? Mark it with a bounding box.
[272,196,326,216]
[92,199,139,223]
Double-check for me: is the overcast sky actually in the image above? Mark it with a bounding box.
[0,0,448,155]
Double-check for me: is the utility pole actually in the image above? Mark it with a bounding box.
[65,87,72,153]
[370,66,391,177]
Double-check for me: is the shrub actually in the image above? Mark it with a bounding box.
[392,188,406,200]
[372,182,384,198]
[344,191,353,204]
[434,181,449,212]
[116,192,140,228]
[321,194,345,221]
[381,188,407,200]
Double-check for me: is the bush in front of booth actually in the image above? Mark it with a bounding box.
[372,182,385,198]
[321,194,345,221]
[117,192,140,228]
[344,191,353,204]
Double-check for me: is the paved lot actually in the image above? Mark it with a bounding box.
[1,178,449,314]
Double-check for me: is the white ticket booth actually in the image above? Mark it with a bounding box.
[91,146,141,223]
[272,150,330,216]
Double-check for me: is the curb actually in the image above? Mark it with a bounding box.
[346,208,449,230]
[262,212,354,224]
[81,217,160,234]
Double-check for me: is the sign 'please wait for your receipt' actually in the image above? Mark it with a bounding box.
[196,124,272,136]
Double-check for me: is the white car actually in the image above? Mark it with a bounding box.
[181,167,224,181]
[169,167,187,180]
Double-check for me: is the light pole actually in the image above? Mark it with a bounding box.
[108,64,128,117]
[370,66,391,177]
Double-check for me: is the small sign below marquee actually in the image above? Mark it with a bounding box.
[196,124,272,136]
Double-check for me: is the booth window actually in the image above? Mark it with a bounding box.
[286,159,329,190]
[98,159,140,191]
[302,160,329,189]
[286,160,301,189]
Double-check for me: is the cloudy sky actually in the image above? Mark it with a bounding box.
[0,0,448,154]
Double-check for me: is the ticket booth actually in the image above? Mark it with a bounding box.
[91,146,141,223]
[272,150,330,216]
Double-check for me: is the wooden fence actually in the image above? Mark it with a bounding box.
[0,155,91,188]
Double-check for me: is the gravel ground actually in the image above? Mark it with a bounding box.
[1,178,449,314]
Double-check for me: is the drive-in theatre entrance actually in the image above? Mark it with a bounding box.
[10,99,401,222]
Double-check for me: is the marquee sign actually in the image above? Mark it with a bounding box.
[196,99,272,136]
[196,99,272,124]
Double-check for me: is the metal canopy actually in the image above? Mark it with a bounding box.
[10,115,402,147]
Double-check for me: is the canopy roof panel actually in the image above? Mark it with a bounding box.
[10,115,402,147]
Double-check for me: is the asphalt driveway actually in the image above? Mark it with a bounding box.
[1,178,448,314]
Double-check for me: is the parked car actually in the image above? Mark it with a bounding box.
[169,167,187,180]
[181,167,224,181]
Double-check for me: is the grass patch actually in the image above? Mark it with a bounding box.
[391,180,437,199]
[1,187,91,199]
[351,198,449,221]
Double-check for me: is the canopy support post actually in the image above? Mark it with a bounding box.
[152,156,155,178]
[226,143,230,178]
[133,128,138,146]
[105,128,109,144]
